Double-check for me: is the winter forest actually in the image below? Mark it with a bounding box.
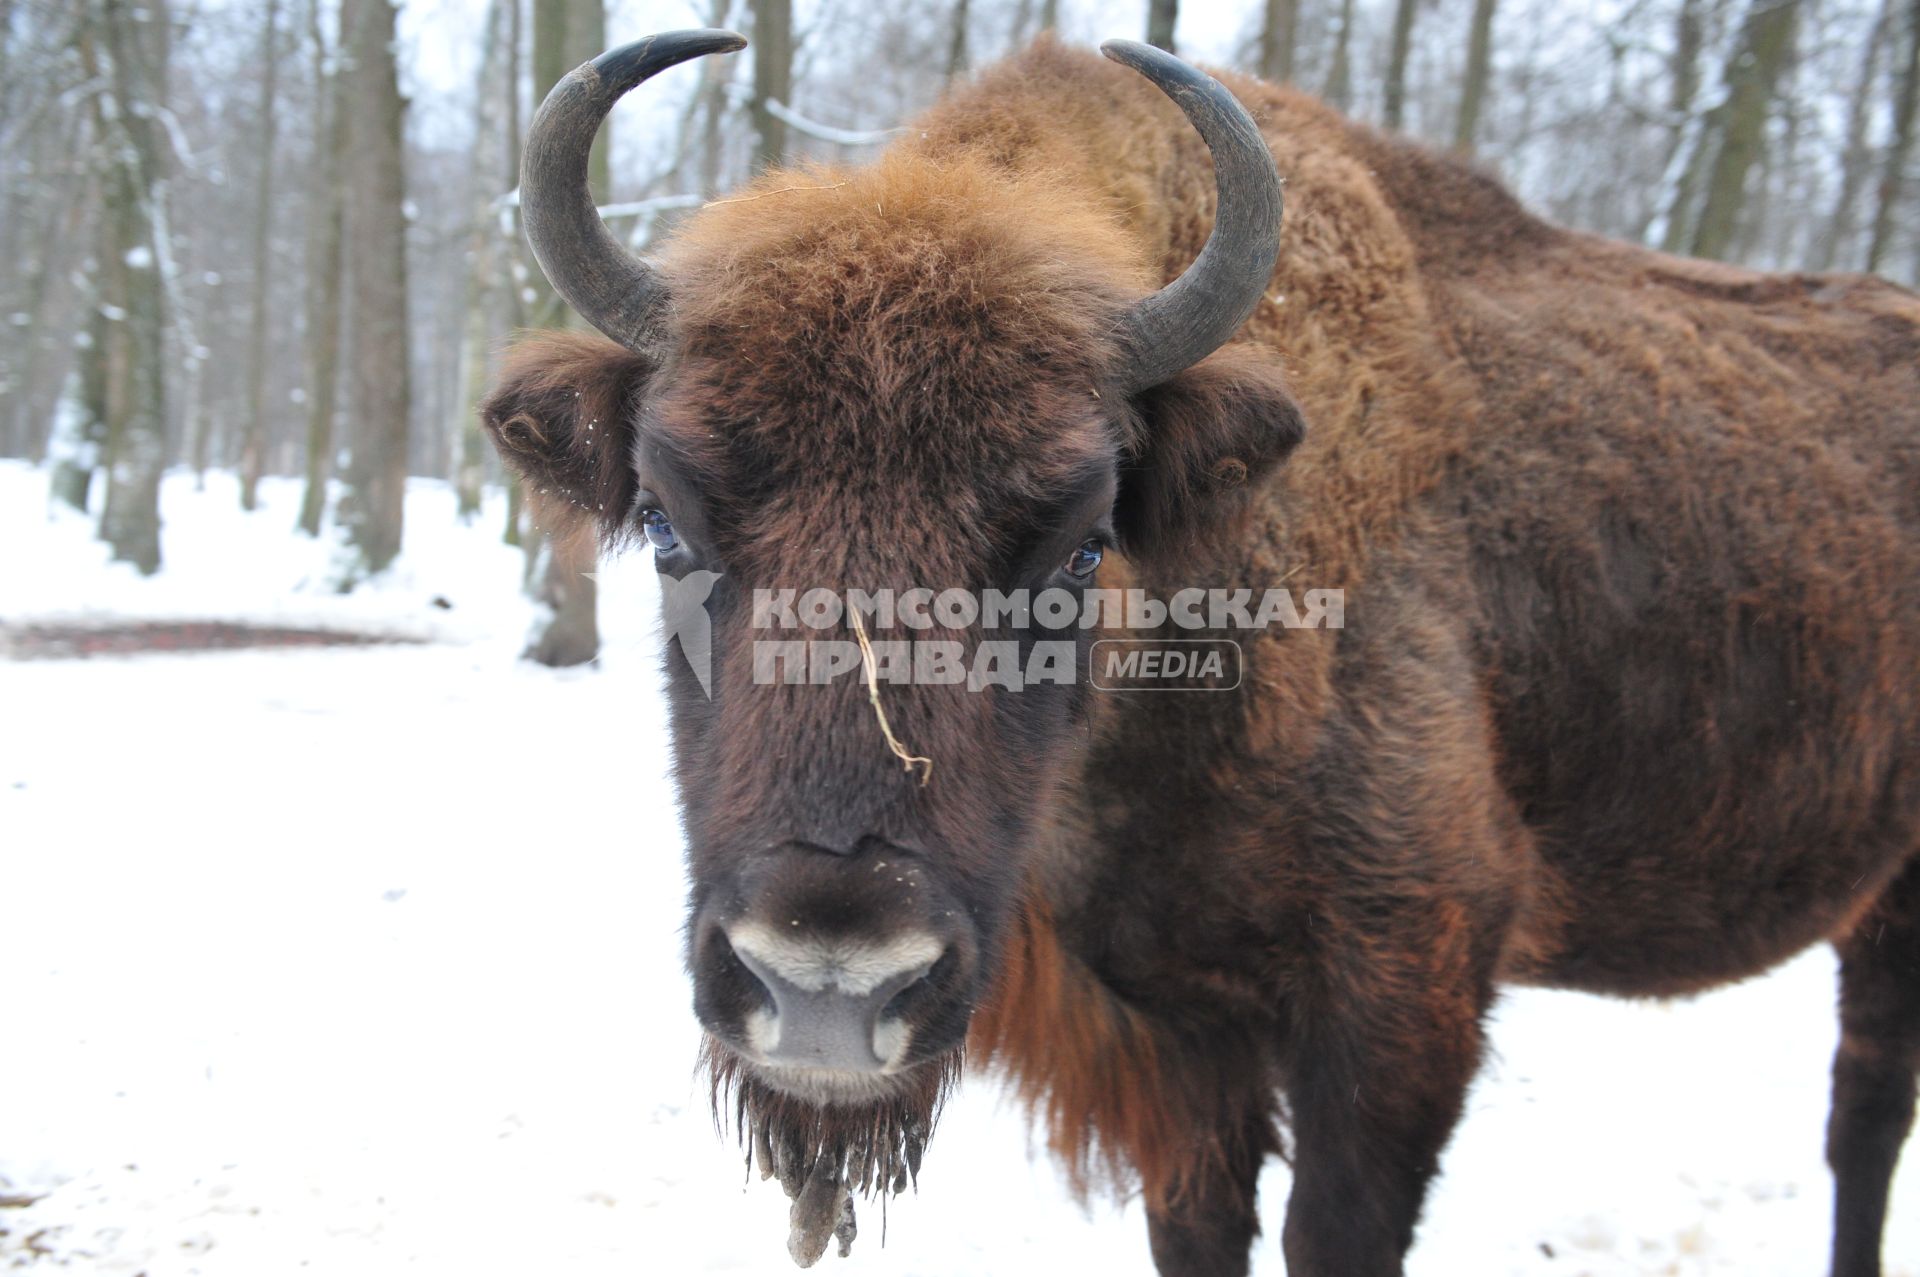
[3,1,1920,1275]
[2,0,1917,659]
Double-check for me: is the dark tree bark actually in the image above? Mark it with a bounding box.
[1653,0,1711,252]
[522,0,607,667]
[334,0,411,582]
[297,0,343,537]
[1672,0,1705,117]
[455,0,511,524]
[748,0,792,173]
[946,0,970,82]
[1812,0,1892,272]
[1259,0,1298,83]
[49,302,109,513]
[1691,0,1802,262]
[12,119,89,466]
[238,0,281,512]
[1384,0,1420,132]
[697,0,733,197]
[1454,0,1499,154]
[1324,0,1356,111]
[502,0,530,546]
[1146,0,1178,54]
[93,0,170,575]
[1868,0,1920,273]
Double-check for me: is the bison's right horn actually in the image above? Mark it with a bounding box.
[1100,40,1283,395]
[521,29,746,352]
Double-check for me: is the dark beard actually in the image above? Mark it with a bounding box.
[704,1038,963,1266]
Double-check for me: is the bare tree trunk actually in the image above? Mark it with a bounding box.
[522,0,606,667]
[49,303,109,513]
[1324,0,1356,111]
[238,0,280,512]
[11,139,88,465]
[298,0,343,536]
[296,0,343,535]
[1384,0,1420,131]
[946,0,970,82]
[1146,0,1178,54]
[698,0,733,196]
[1652,0,1712,251]
[1691,0,1802,262]
[93,0,170,575]
[1039,0,1059,31]
[456,0,512,524]
[505,477,526,547]
[1868,0,1920,273]
[522,524,601,666]
[334,0,410,583]
[1672,0,1704,118]
[1812,0,1892,271]
[1454,0,1499,154]
[502,0,530,545]
[454,306,492,523]
[1258,0,1297,83]
[748,0,792,173]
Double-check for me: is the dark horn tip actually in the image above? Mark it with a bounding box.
[1100,38,1220,100]
[590,29,747,95]
[1097,38,1151,67]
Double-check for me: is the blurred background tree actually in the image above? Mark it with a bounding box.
[2,0,1915,604]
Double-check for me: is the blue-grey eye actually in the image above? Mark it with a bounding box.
[1066,539,1103,579]
[641,509,678,551]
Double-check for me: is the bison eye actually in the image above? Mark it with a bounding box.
[641,508,678,552]
[1065,539,1103,579]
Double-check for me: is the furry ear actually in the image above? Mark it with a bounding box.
[1114,345,1306,563]
[480,331,655,542]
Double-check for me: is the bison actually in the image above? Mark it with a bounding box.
[481,28,1920,1277]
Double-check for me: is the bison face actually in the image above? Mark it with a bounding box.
[481,27,1300,1260]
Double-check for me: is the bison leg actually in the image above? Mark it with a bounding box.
[1276,918,1494,1277]
[1827,857,1920,1277]
[1145,1102,1276,1277]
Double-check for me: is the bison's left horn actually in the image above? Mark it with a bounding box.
[1100,40,1283,394]
[521,29,747,351]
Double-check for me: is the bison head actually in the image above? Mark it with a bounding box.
[482,29,1302,1263]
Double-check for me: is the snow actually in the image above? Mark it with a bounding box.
[0,458,1915,1276]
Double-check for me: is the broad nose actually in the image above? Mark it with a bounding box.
[692,840,975,1076]
[726,922,943,1072]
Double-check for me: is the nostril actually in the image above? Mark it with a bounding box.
[878,951,945,1021]
[880,943,963,1033]
[697,926,781,1046]
[718,931,775,1003]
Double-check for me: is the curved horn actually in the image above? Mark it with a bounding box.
[1099,40,1283,393]
[521,30,746,351]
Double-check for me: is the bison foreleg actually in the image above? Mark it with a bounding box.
[1827,855,1920,1277]
[1277,927,1494,1276]
[1144,1100,1275,1277]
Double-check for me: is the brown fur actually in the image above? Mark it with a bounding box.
[967,894,1280,1211]
[484,34,1920,1277]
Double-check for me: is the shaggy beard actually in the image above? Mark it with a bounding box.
[704,1038,963,1266]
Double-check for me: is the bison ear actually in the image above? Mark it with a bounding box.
[1113,345,1305,562]
[480,331,656,543]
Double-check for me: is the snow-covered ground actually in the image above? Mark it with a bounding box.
[0,460,1914,1276]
